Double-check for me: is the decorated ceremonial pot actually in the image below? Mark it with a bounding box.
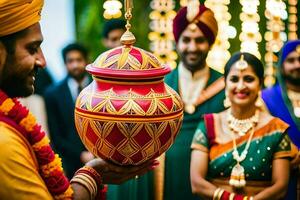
[74,44,184,165]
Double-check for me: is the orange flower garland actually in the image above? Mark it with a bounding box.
[0,90,73,200]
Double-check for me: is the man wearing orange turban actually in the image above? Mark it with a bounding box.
[0,0,43,37]
[107,4,225,200]
[0,1,158,199]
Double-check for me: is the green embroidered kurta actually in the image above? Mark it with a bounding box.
[107,67,225,200]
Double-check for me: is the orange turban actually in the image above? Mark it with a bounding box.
[0,0,44,37]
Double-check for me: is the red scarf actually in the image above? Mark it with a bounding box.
[0,90,73,199]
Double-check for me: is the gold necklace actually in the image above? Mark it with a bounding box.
[227,109,259,136]
[287,89,300,118]
[178,65,209,114]
[229,126,256,188]
[225,109,259,188]
[226,110,258,188]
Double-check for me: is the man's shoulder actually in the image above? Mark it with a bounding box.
[0,122,31,160]
[209,67,223,79]
[0,123,52,199]
[207,68,225,89]
[165,68,178,84]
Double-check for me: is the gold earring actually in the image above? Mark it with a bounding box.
[255,91,263,107]
[224,90,231,108]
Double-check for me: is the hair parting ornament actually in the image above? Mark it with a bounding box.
[235,54,248,71]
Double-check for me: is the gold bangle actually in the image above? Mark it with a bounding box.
[213,188,221,200]
[217,189,224,200]
[77,174,97,199]
[71,175,97,200]
[80,174,97,193]
[71,177,94,199]
[229,193,235,200]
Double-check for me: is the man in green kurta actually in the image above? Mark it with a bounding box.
[107,4,225,200]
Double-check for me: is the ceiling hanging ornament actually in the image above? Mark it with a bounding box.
[264,0,287,87]
[288,0,298,39]
[239,0,261,59]
[120,0,135,45]
[103,0,123,19]
[75,0,183,166]
[148,0,178,69]
[205,0,234,73]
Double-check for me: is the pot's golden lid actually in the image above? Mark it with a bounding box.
[86,32,170,79]
[87,1,170,79]
[93,45,164,70]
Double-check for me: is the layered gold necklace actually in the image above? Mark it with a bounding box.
[226,108,259,188]
[287,89,300,118]
[227,109,259,136]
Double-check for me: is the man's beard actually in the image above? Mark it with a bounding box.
[0,57,38,98]
[180,51,208,73]
[282,69,300,85]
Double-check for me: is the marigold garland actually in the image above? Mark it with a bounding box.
[0,90,73,199]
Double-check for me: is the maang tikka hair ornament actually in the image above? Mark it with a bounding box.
[235,54,248,70]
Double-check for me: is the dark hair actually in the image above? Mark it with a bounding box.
[0,29,28,54]
[102,19,126,38]
[62,43,88,63]
[224,52,264,84]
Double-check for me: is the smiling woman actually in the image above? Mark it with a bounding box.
[224,52,264,110]
[190,52,293,200]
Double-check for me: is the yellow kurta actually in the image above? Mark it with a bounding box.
[0,121,53,199]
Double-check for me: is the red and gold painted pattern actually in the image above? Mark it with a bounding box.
[77,81,182,116]
[86,45,172,80]
[75,113,183,165]
[93,46,162,70]
[75,80,183,165]
[76,45,184,165]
